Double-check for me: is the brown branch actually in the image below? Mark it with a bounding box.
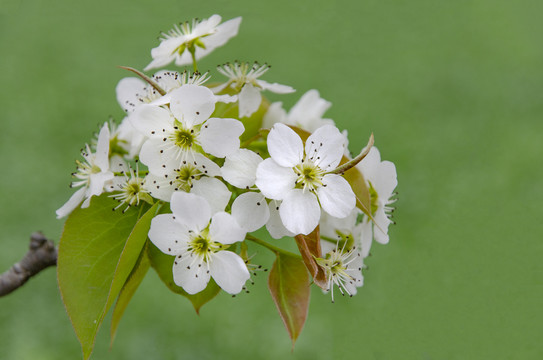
[0,232,57,297]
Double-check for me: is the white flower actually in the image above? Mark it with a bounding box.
[116,70,210,113]
[255,123,356,235]
[145,15,242,71]
[262,90,334,132]
[129,84,244,176]
[320,210,372,258]
[56,123,114,218]
[148,192,250,295]
[316,242,364,302]
[109,162,153,212]
[356,147,398,245]
[213,62,295,118]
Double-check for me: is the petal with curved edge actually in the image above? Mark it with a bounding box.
[238,83,262,118]
[254,158,296,200]
[94,123,111,171]
[373,160,398,200]
[170,192,211,232]
[231,192,270,232]
[221,149,263,188]
[56,187,86,219]
[190,177,232,215]
[267,123,303,167]
[262,101,287,129]
[317,174,356,218]
[209,250,249,295]
[305,125,345,171]
[173,254,211,294]
[139,139,170,176]
[209,212,246,245]
[266,201,295,239]
[116,77,147,113]
[148,214,189,255]
[359,220,373,258]
[169,85,216,127]
[279,189,321,235]
[257,80,295,94]
[129,105,173,138]
[373,208,391,245]
[199,118,244,158]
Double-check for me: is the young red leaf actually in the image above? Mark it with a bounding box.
[294,226,328,290]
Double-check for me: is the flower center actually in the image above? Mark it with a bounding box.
[294,160,324,192]
[173,164,202,192]
[368,182,379,215]
[175,129,194,149]
[187,232,223,262]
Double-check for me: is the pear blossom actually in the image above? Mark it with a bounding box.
[320,210,372,258]
[255,123,356,235]
[129,84,244,176]
[263,89,334,132]
[214,62,295,118]
[145,15,242,71]
[316,242,364,302]
[56,123,114,218]
[357,147,398,245]
[148,192,250,294]
[109,162,153,212]
[116,70,210,113]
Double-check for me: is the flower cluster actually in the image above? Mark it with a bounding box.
[57,14,398,304]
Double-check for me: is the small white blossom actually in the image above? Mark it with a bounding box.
[56,123,114,218]
[255,123,356,235]
[145,15,242,71]
[148,192,250,295]
[213,62,295,118]
[263,89,334,132]
[357,147,398,245]
[316,242,364,302]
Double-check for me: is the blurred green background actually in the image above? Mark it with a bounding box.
[1,0,542,358]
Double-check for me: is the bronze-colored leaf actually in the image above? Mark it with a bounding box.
[294,226,328,290]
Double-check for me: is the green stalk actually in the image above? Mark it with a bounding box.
[245,234,301,259]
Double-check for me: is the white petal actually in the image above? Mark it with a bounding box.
[148,214,189,255]
[279,189,321,235]
[169,85,216,127]
[87,171,114,200]
[317,174,356,218]
[116,77,147,113]
[238,83,262,118]
[129,105,173,138]
[266,201,295,239]
[191,152,222,177]
[254,158,296,200]
[190,177,231,214]
[267,123,303,167]
[145,173,175,202]
[262,101,287,129]
[257,80,295,94]
[357,146,381,181]
[209,212,246,245]
[209,250,249,295]
[94,123,110,171]
[221,149,263,188]
[139,139,170,176]
[173,254,210,294]
[373,160,398,200]
[215,94,238,104]
[200,16,242,53]
[359,220,373,258]
[56,187,86,219]
[231,192,270,232]
[170,192,211,231]
[305,125,345,170]
[373,209,391,245]
[199,118,244,158]
[288,90,332,130]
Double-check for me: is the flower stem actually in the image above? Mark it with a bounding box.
[118,66,166,96]
[189,48,198,73]
[327,133,374,175]
[245,234,301,259]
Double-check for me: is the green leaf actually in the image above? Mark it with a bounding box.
[268,252,311,346]
[294,226,328,290]
[147,242,221,313]
[110,242,151,346]
[57,196,157,360]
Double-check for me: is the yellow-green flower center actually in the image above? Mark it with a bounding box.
[294,161,324,192]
